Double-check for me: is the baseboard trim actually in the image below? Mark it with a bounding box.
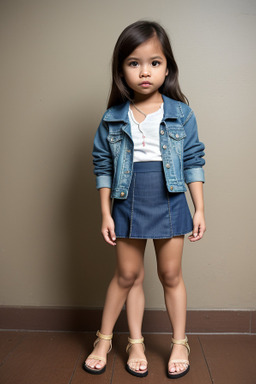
[0,307,255,333]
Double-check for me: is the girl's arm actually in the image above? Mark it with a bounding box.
[99,188,116,246]
[187,181,206,242]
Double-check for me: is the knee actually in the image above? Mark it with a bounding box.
[117,270,138,289]
[158,269,181,289]
[133,268,144,286]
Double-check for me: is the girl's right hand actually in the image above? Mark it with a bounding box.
[101,215,116,246]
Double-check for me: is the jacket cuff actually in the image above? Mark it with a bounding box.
[96,175,112,190]
[184,167,205,184]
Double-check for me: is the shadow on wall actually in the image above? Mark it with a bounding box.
[60,108,115,309]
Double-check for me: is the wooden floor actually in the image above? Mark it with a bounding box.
[0,331,256,384]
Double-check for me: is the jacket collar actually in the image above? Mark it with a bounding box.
[162,95,179,119]
[103,101,130,123]
[103,94,179,123]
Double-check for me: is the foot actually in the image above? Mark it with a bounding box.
[168,343,189,376]
[127,342,148,374]
[85,338,111,371]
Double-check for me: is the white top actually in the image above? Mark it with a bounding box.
[129,104,164,162]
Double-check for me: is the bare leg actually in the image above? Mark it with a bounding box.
[154,236,189,375]
[126,239,147,373]
[85,239,146,371]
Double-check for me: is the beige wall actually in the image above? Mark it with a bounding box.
[1,0,255,310]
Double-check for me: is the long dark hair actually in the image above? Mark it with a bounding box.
[107,20,188,108]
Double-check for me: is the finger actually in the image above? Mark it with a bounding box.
[110,228,116,245]
[188,229,204,242]
[198,224,206,238]
[201,225,206,236]
[102,230,116,246]
[188,232,199,241]
[188,236,199,242]
[193,224,199,238]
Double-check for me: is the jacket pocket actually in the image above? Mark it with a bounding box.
[107,134,123,158]
[168,130,186,156]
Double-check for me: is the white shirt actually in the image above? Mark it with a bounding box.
[129,104,164,162]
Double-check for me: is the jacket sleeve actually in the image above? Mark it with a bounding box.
[183,110,205,184]
[92,118,113,189]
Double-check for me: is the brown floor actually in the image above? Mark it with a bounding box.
[0,331,256,384]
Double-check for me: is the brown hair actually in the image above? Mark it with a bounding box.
[107,20,188,108]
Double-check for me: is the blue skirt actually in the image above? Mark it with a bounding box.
[112,162,193,239]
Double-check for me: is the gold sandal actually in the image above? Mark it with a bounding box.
[126,336,148,377]
[167,335,190,379]
[83,330,113,375]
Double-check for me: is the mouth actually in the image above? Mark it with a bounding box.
[139,81,152,87]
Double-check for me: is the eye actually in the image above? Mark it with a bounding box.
[129,61,139,67]
[152,60,161,67]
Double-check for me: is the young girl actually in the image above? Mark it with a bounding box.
[84,20,205,379]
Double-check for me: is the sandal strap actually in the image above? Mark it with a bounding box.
[96,330,113,340]
[169,359,189,365]
[171,335,190,355]
[126,336,145,353]
[93,330,113,353]
[87,354,106,364]
[127,358,148,365]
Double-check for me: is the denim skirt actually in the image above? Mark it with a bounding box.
[112,161,193,239]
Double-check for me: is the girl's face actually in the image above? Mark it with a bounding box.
[122,35,168,100]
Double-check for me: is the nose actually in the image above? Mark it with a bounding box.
[139,65,150,78]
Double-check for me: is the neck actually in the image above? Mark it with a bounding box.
[133,91,163,106]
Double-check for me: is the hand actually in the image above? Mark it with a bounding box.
[101,215,116,246]
[188,210,206,242]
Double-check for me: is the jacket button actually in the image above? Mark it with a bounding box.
[166,163,170,169]
[175,133,179,138]
[120,192,125,197]
[160,130,165,135]
[163,145,167,150]
[170,186,173,191]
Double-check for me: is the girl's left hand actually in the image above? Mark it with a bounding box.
[188,210,206,242]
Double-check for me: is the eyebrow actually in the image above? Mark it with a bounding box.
[126,56,164,61]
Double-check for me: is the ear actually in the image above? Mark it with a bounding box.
[165,68,169,76]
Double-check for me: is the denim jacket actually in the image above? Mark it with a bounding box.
[92,95,205,199]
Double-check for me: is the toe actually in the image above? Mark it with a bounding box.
[168,360,189,375]
[140,362,147,371]
[129,360,146,373]
[95,361,104,369]
[129,361,136,372]
[89,359,98,368]
[86,358,104,370]
[85,358,93,368]
[176,363,187,373]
